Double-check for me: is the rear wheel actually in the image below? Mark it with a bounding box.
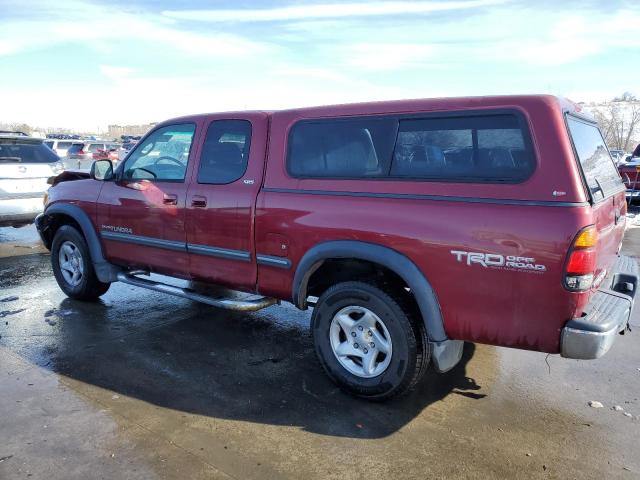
[51,225,110,301]
[311,281,429,400]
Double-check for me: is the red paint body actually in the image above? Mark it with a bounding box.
[47,95,627,354]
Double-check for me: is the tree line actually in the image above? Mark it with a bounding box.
[591,92,640,152]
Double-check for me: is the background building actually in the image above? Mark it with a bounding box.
[107,123,156,140]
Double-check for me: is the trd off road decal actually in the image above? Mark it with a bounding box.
[450,250,546,272]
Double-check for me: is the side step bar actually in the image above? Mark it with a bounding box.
[116,272,278,312]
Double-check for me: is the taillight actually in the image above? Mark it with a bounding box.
[564,225,598,291]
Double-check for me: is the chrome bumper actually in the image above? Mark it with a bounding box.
[561,256,637,359]
[0,196,45,226]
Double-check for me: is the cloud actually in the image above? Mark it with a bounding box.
[162,0,505,23]
[3,0,640,131]
[99,65,135,79]
[342,43,434,71]
[0,0,270,58]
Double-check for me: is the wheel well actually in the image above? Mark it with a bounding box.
[306,258,418,312]
[41,213,82,248]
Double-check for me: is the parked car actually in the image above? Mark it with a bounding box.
[36,95,636,400]
[118,141,136,162]
[0,130,29,137]
[90,143,121,162]
[44,139,79,158]
[0,135,64,227]
[60,143,90,170]
[86,142,119,158]
[619,153,633,164]
[610,149,625,162]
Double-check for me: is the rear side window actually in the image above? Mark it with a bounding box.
[197,120,252,184]
[288,119,397,178]
[57,141,73,149]
[392,115,533,181]
[0,142,60,163]
[567,116,623,201]
[287,113,534,182]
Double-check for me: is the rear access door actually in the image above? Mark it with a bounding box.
[185,113,269,292]
[567,114,626,283]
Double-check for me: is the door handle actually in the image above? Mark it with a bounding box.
[163,194,178,205]
[191,195,207,208]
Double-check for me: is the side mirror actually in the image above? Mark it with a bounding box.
[90,159,114,181]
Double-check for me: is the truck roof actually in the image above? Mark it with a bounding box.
[159,94,585,126]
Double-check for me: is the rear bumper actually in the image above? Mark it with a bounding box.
[0,196,45,227]
[561,255,638,359]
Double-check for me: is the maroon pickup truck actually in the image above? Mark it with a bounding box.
[36,95,637,400]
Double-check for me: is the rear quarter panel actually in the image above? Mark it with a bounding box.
[257,192,591,353]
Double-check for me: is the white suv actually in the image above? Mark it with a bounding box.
[44,139,78,157]
[1,134,64,227]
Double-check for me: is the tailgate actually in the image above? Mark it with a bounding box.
[591,190,626,283]
[0,163,53,197]
[566,115,626,283]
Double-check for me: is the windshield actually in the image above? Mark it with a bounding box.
[0,141,60,163]
[567,116,623,201]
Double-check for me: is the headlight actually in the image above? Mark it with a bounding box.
[51,161,65,174]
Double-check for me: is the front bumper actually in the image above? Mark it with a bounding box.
[561,255,638,359]
[0,196,45,227]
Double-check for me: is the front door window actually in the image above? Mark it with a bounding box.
[123,124,195,181]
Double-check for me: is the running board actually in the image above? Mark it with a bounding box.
[116,272,278,312]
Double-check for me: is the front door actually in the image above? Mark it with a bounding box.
[185,114,268,291]
[97,122,199,278]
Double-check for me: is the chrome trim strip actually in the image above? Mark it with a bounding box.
[256,254,292,269]
[262,188,589,207]
[187,243,251,262]
[101,231,186,252]
[100,231,255,262]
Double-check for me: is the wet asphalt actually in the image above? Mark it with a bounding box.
[0,223,639,479]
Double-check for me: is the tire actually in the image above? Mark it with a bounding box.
[51,225,110,301]
[311,281,429,400]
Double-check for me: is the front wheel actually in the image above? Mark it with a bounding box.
[51,225,110,301]
[311,281,429,400]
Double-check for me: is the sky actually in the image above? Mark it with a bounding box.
[1,0,639,132]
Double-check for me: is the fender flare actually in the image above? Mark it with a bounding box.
[292,240,448,343]
[39,204,120,282]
